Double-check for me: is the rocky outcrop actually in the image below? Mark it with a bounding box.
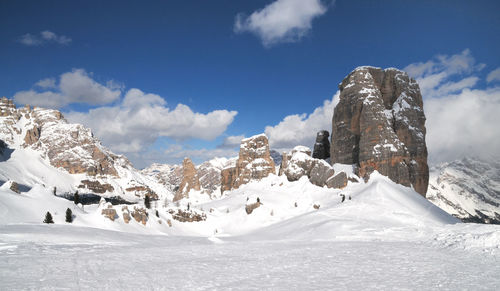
[174,158,201,201]
[78,180,114,194]
[331,67,428,196]
[312,130,330,160]
[141,163,183,192]
[221,134,275,193]
[23,126,40,146]
[245,202,262,214]
[125,185,158,200]
[131,207,148,225]
[101,205,118,221]
[9,181,20,194]
[122,206,131,223]
[168,209,207,222]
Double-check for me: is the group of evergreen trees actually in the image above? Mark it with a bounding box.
[43,191,79,224]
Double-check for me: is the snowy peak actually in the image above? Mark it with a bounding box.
[427,157,500,224]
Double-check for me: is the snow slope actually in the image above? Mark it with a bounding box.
[427,157,500,223]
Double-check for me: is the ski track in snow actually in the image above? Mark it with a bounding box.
[0,225,500,290]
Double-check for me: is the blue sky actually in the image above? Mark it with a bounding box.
[1,0,500,168]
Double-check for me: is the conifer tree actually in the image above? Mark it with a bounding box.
[145,195,151,209]
[43,211,54,224]
[65,208,73,223]
[74,192,80,205]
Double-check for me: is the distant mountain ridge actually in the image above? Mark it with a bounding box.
[427,157,500,224]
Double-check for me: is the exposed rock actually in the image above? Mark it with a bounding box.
[125,185,158,200]
[101,206,117,221]
[326,172,348,189]
[131,207,148,225]
[122,206,131,224]
[23,126,40,146]
[9,181,20,194]
[313,204,320,210]
[168,209,207,222]
[331,67,428,196]
[279,146,315,181]
[78,180,114,194]
[245,202,262,214]
[309,160,335,187]
[312,130,330,160]
[141,163,183,192]
[221,134,275,193]
[197,158,232,195]
[174,158,201,201]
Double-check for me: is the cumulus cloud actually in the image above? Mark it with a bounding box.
[234,0,330,47]
[13,69,122,108]
[404,50,500,163]
[66,88,237,154]
[18,30,71,46]
[265,91,339,152]
[487,67,500,83]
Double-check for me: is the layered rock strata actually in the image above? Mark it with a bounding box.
[331,67,428,196]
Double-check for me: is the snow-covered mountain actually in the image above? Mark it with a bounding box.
[427,157,500,224]
[0,97,171,203]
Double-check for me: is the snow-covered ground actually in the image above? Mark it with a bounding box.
[1,170,500,289]
[1,224,500,290]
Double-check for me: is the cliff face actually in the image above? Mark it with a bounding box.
[221,134,275,194]
[330,67,428,196]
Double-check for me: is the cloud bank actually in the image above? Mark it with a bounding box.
[405,50,500,163]
[234,0,330,47]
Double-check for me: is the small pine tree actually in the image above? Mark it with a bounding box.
[65,208,73,223]
[144,195,151,209]
[43,211,54,224]
[74,192,80,205]
[187,203,190,211]
[155,210,159,217]
[257,197,260,203]
[53,186,57,196]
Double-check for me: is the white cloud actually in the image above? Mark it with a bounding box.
[234,0,329,47]
[35,78,57,89]
[404,49,485,98]
[425,87,500,163]
[265,91,339,152]
[404,50,500,163]
[66,88,237,154]
[217,135,245,149]
[18,30,71,46]
[13,69,122,108]
[487,67,500,83]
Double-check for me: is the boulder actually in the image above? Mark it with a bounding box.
[326,172,348,189]
[245,202,262,214]
[101,206,117,221]
[9,181,20,194]
[331,67,429,196]
[221,134,275,193]
[312,130,330,160]
[174,158,201,201]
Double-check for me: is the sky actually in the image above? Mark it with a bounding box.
[1,0,500,168]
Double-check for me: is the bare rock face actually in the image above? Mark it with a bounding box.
[122,206,131,224]
[78,180,114,194]
[174,158,201,201]
[168,209,207,222]
[101,205,117,221]
[312,130,330,160]
[331,67,428,196]
[141,163,183,192]
[131,207,148,225]
[220,134,275,194]
[326,172,348,189]
[125,185,158,200]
